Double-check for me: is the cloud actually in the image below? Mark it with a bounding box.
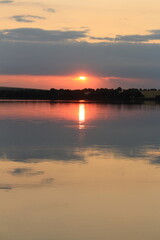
[41,178,54,184]
[44,8,56,13]
[0,0,13,3]
[0,185,12,190]
[0,39,160,84]
[115,30,160,42]
[0,178,54,190]
[91,29,160,43]
[4,27,160,44]
[90,36,114,41]
[0,28,88,42]
[149,157,160,165]
[9,168,44,176]
[1,27,160,87]
[11,15,46,23]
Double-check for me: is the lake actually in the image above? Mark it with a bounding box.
[0,101,160,240]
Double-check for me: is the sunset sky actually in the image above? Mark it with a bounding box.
[1,0,160,89]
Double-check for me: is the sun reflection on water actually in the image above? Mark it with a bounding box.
[79,104,85,130]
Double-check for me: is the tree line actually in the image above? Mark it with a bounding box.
[0,87,160,102]
[0,87,144,101]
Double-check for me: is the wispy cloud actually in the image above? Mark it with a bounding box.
[11,15,46,23]
[9,168,44,176]
[0,185,12,190]
[44,8,56,13]
[0,178,54,190]
[91,29,160,43]
[90,36,114,41]
[115,30,160,42]
[0,0,13,3]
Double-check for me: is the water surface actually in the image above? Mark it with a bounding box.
[0,101,160,240]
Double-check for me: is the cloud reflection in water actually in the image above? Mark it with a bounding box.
[0,101,159,165]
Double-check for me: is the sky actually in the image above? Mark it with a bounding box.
[0,0,160,89]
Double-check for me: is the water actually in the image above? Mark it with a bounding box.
[0,101,160,240]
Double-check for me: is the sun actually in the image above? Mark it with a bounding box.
[78,76,87,81]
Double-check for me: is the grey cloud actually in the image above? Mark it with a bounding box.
[149,157,160,165]
[0,28,88,42]
[1,28,160,86]
[90,36,114,41]
[44,8,56,13]
[11,15,46,23]
[9,168,44,176]
[0,0,13,3]
[115,30,160,42]
[0,185,12,190]
[0,40,160,86]
[92,29,160,42]
[115,34,150,42]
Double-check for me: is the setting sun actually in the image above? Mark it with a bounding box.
[78,76,87,81]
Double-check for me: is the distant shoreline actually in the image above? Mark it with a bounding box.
[0,86,160,102]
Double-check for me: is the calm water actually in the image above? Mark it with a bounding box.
[0,101,160,240]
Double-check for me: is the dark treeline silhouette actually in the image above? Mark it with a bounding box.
[0,87,50,100]
[1,86,160,102]
[50,87,143,102]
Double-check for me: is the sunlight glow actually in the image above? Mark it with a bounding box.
[78,76,87,81]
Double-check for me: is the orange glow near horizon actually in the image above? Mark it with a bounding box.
[0,74,147,90]
[0,74,102,90]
